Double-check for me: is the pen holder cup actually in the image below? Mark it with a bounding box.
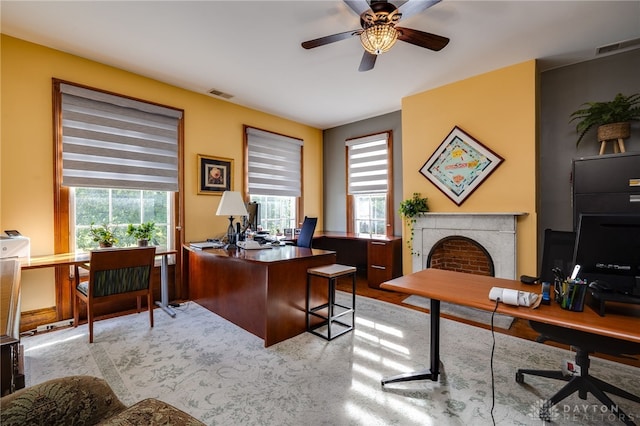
[559,280,587,312]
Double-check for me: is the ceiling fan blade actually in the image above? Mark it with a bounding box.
[396,27,449,51]
[398,0,442,20]
[344,0,371,16]
[301,30,360,49]
[358,51,377,72]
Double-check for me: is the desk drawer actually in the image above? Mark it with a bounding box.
[367,239,402,288]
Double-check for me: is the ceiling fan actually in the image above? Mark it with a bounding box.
[301,0,449,72]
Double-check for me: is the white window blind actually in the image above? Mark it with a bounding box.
[60,83,182,191]
[246,127,303,197]
[346,133,389,194]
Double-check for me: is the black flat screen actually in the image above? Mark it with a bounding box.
[573,213,640,294]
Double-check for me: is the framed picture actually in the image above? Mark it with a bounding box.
[198,154,233,195]
[419,126,503,206]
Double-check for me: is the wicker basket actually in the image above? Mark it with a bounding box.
[597,122,630,141]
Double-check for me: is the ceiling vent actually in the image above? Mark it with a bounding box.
[596,37,640,55]
[207,89,234,99]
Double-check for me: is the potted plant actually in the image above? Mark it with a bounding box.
[127,221,156,247]
[570,93,640,151]
[89,223,118,248]
[399,193,429,254]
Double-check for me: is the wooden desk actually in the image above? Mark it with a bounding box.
[311,232,402,288]
[20,248,178,318]
[380,268,640,385]
[184,245,336,346]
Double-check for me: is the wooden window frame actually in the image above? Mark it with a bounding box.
[52,79,185,320]
[345,130,394,237]
[242,125,304,225]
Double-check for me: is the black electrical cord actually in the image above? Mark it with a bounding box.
[490,297,500,426]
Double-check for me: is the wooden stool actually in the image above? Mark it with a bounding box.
[306,264,357,340]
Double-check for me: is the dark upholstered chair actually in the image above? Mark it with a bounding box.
[74,246,156,343]
[516,229,640,424]
[296,216,317,248]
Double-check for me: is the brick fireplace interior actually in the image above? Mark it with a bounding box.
[428,236,494,277]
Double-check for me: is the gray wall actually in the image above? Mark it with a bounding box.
[323,111,403,235]
[539,48,640,235]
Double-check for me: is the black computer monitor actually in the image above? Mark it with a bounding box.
[573,213,640,295]
[243,202,259,232]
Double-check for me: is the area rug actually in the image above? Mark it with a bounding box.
[402,294,515,329]
[21,294,639,425]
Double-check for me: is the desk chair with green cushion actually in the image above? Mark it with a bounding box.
[516,229,640,425]
[73,246,156,343]
[296,216,317,248]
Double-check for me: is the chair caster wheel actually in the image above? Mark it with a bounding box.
[515,371,524,384]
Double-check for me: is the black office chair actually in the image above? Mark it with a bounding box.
[520,228,575,285]
[296,216,317,248]
[516,229,640,425]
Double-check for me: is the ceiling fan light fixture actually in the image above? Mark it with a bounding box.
[360,24,398,55]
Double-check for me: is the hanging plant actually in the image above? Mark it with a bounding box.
[399,193,429,254]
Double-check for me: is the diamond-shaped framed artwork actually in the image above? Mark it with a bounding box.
[419,126,503,206]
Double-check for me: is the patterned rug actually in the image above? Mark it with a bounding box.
[21,294,639,425]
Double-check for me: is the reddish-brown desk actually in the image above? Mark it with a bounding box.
[310,232,402,288]
[184,245,336,347]
[380,268,640,385]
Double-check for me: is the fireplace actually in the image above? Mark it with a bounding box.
[412,213,526,279]
[429,236,494,276]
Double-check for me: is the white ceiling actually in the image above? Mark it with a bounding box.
[2,1,639,129]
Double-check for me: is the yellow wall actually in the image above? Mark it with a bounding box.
[401,60,538,276]
[1,35,323,311]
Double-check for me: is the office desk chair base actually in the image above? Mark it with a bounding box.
[517,348,640,426]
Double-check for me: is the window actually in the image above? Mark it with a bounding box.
[245,126,303,233]
[354,193,387,235]
[248,195,296,234]
[346,131,393,236]
[53,80,183,255]
[72,188,172,252]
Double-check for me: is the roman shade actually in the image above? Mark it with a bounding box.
[246,127,303,197]
[346,132,389,194]
[60,83,182,191]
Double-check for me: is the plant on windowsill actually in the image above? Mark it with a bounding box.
[399,193,429,255]
[89,223,118,248]
[126,221,156,247]
[570,93,640,152]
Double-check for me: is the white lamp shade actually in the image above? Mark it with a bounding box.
[216,191,249,216]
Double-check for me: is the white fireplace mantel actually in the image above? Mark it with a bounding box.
[412,212,527,279]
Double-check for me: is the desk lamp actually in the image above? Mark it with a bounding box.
[216,191,248,250]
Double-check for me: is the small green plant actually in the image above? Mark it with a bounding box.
[126,221,156,244]
[89,223,118,247]
[399,193,429,254]
[569,93,640,146]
